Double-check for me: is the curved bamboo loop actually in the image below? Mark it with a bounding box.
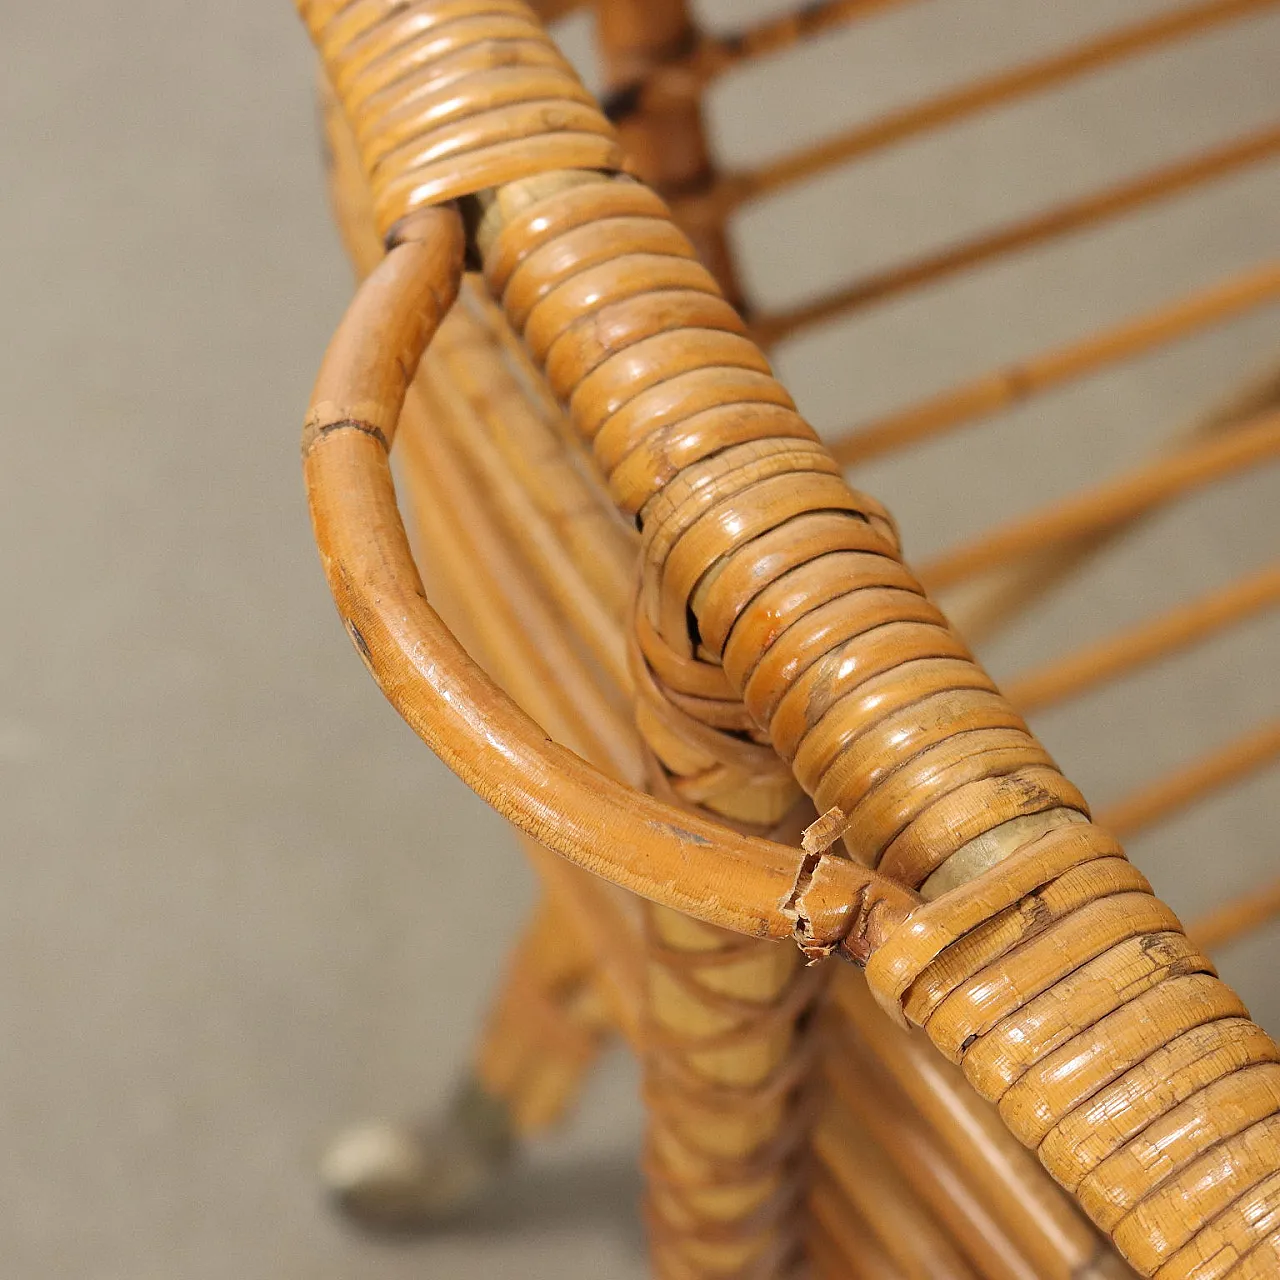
[301,200,915,954]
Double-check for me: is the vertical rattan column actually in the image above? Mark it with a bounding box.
[596,0,746,307]
[475,167,826,1277]
[633,639,818,1278]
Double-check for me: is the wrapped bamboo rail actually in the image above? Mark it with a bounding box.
[293,1,1280,1276]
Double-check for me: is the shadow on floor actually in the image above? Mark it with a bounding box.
[336,1153,647,1255]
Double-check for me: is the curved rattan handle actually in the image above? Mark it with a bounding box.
[301,202,916,960]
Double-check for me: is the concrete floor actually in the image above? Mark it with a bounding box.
[1,2,1276,1276]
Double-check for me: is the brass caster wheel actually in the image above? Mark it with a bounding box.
[320,1078,514,1232]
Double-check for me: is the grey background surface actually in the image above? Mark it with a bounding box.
[1,1,1276,1276]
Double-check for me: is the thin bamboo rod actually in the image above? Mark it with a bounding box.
[399,390,647,1042]
[753,123,1280,346]
[685,0,925,83]
[400,388,648,1029]
[918,407,1280,592]
[809,1174,901,1280]
[435,286,637,622]
[1004,563,1280,713]
[401,383,645,786]
[684,0,1278,217]
[1096,719,1280,838]
[1189,876,1280,953]
[812,1100,980,1278]
[822,1029,1043,1280]
[943,353,1280,645]
[428,333,633,694]
[831,971,1130,1280]
[831,261,1280,467]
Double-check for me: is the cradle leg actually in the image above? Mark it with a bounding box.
[321,895,612,1230]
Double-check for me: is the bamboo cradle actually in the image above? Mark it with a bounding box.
[294,1,1280,1275]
